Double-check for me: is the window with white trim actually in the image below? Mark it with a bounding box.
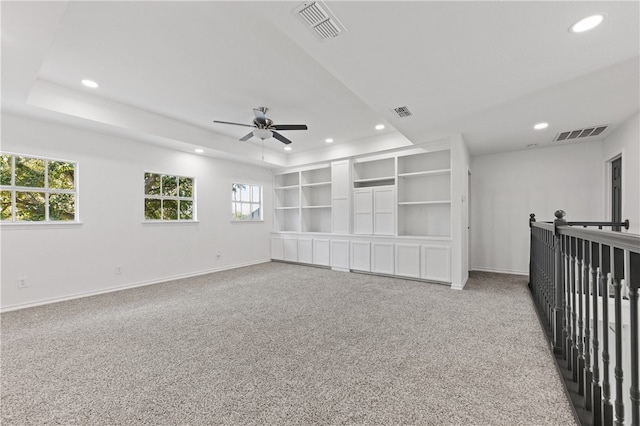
[144,172,195,221]
[1,153,78,223]
[232,183,262,221]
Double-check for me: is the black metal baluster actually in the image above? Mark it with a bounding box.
[602,244,613,426]
[578,238,586,395]
[554,214,566,356]
[629,251,639,426]
[592,241,602,426]
[612,247,625,426]
[565,235,574,368]
[584,239,593,410]
[572,236,579,383]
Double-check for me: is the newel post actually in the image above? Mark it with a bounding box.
[528,214,536,290]
[553,210,567,355]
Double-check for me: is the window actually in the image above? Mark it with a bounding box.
[1,153,77,223]
[232,183,262,221]
[144,172,195,221]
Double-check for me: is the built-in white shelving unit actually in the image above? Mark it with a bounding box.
[272,141,464,287]
[274,166,332,233]
[397,150,451,237]
[274,171,300,232]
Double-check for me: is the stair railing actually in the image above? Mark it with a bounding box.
[529,211,638,426]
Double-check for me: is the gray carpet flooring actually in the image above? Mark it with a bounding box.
[1,262,576,425]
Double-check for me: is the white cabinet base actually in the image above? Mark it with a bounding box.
[297,238,313,264]
[271,236,284,260]
[395,243,420,278]
[283,237,298,262]
[371,242,394,275]
[351,241,371,272]
[313,239,330,266]
[331,240,350,271]
[421,245,451,282]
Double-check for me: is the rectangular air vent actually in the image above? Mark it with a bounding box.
[554,125,608,142]
[295,2,345,41]
[391,106,413,118]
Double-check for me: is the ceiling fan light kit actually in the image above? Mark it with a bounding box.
[253,128,273,140]
[213,107,307,145]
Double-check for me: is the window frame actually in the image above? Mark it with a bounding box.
[231,183,263,222]
[0,152,79,224]
[143,171,196,222]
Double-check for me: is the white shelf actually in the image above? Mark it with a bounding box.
[301,205,331,209]
[398,200,451,205]
[275,206,300,210]
[354,176,395,183]
[301,181,331,187]
[398,169,451,178]
[275,185,299,190]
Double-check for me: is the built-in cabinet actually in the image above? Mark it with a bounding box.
[272,142,463,286]
[272,235,451,283]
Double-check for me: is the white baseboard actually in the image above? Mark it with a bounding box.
[471,267,529,276]
[0,259,271,313]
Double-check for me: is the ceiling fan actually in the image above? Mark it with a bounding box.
[213,107,308,145]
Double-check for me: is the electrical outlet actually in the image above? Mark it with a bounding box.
[17,278,28,288]
[115,265,123,274]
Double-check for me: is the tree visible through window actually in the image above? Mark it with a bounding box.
[144,172,195,221]
[0,153,77,223]
[232,183,262,221]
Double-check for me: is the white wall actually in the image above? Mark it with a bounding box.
[471,140,604,275]
[602,112,639,234]
[1,114,273,310]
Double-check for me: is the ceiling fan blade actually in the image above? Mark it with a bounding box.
[272,131,292,145]
[271,124,308,131]
[239,132,254,141]
[213,120,256,128]
[253,108,267,125]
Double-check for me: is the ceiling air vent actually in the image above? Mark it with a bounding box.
[391,106,413,118]
[295,2,345,41]
[555,125,608,142]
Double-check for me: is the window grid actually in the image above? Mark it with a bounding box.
[232,183,262,221]
[1,153,78,223]
[144,172,195,221]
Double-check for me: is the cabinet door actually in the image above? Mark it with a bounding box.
[331,240,350,271]
[353,188,373,235]
[371,242,394,275]
[313,239,331,266]
[332,198,349,234]
[395,243,420,278]
[332,160,350,234]
[297,238,313,264]
[421,245,451,282]
[271,236,284,260]
[283,237,298,262]
[351,241,371,271]
[373,187,395,236]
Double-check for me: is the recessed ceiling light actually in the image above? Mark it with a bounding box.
[81,79,99,88]
[194,148,204,153]
[375,124,385,130]
[325,138,334,143]
[534,122,549,130]
[570,14,604,33]
[284,146,292,151]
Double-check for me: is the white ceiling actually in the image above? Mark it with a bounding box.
[2,1,638,168]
